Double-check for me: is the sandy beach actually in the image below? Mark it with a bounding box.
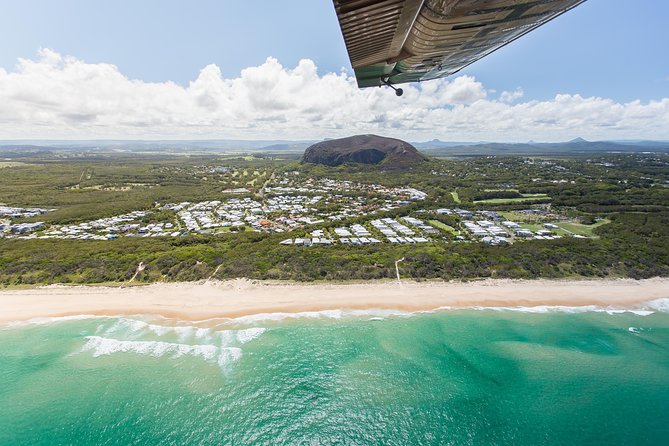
[1,278,667,323]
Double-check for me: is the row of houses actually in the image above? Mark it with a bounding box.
[0,206,53,219]
[280,235,432,247]
[371,218,415,238]
[280,216,441,247]
[388,236,430,243]
[437,208,474,219]
[459,218,568,242]
[280,237,334,246]
[403,217,439,235]
[340,237,382,245]
[462,221,509,238]
[269,177,428,202]
[29,211,154,240]
[4,222,44,235]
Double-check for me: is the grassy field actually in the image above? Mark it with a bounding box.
[450,191,461,204]
[519,223,543,232]
[556,219,610,236]
[0,162,29,168]
[516,220,611,237]
[474,194,550,204]
[499,211,543,222]
[429,220,458,234]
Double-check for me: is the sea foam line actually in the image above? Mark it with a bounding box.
[5,297,669,331]
[5,314,114,328]
[218,308,415,325]
[216,302,668,324]
[461,305,657,316]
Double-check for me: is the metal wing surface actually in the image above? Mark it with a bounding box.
[333,0,586,88]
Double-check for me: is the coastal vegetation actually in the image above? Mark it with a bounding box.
[1,150,668,285]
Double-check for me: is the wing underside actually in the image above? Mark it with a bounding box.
[333,0,587,88]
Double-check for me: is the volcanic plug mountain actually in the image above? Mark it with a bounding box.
[302,134,427,168]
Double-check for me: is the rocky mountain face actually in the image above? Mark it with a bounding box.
[302,134,427,168]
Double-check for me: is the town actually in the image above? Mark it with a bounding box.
[1,173,596,246]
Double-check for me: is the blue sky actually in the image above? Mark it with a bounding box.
[0,0,667,141]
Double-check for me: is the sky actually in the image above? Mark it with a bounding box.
[0,0,667,142]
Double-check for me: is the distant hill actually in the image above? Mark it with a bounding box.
[258,142,313,153]
[412,139,484,149]
[302,134,427,168]
[418,139,669,156]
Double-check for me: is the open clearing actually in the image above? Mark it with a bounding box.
[0,162,29,168]
[474,194,550,204]
[557,219,610,236]
[429,220,458,234]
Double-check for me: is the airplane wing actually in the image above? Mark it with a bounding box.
[333,0,587,88]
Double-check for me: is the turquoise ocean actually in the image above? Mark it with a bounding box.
[2,300,669,445]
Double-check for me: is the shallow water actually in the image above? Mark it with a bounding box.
[1,305,669,445]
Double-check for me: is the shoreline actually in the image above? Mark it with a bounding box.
[1,278,668,324]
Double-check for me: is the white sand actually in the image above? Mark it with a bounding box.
[1,278,667,323]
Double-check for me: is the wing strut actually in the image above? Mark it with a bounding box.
[382,78,404,96]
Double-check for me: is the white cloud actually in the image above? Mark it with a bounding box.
[499,88,524,103]
[0,49,668,142]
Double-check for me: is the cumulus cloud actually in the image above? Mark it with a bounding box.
[499,88,524,103]
[0,49,668,141]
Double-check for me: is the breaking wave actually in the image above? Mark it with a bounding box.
[81,336,242,367]
[98,318,266,345]
[646,298,669,313]
[74,319,269,368]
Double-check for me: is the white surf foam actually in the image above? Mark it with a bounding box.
[217,347,243,366]
[96,318,268,349]
[81,336,242,367]
[100,318,219,342]
[427,305,659,316]
[82,336,217,359]
[193,303,668,326]
[645,298,669,313]
[235,327,266,344]
[223,308,413,325]
[616,310,655,317]
[103,317,152,335]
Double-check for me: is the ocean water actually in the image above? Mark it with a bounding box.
[1,303,669,445]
